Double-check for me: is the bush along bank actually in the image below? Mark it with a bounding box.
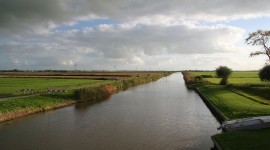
[74,73,172,102]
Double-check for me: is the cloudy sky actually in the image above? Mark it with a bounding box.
[1,0,270,71]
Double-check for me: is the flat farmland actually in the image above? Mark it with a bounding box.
[206,77,268,85]
[190,71,270,105]
[0,71,162,79]
[197,84,270,119]
[190,71,270,85]
[190,71,258,78]
[0,78,110,95]
[0,71,171,98]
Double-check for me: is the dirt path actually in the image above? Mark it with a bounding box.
[0,94,40,102]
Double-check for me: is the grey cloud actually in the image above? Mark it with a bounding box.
[0,0,64,29]
[62,24,243,56]
[0,0,265,70]
[0,0,126,31]
[1,0,270,31]
[0,23,244,70]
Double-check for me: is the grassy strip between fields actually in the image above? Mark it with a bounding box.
[183,72,270,150]
[0,73,171,123]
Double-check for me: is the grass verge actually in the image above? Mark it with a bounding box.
[0,94,75,122]
[196,84,270,120]
[182,71,270,150]
[213,128,270,150]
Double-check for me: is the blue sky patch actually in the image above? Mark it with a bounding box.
[228,17,270,33]
[54,19,118,31]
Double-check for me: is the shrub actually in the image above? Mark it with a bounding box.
[216,66,232,85]
[259,65,270,82]
[195,76,203,80]
[201,75,213,78]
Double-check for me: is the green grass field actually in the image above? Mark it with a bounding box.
[213,128,270,150]
[0,78,113,97]
[205,77,269,85]
[190,71,270,85]
[197,84,270,119]
[186,71,270,149]
[0,78,108,115]
[191,71,259,78]
[0,95,71,114]
[190,71,270,105]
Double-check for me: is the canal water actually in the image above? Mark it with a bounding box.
[0,73,220,150]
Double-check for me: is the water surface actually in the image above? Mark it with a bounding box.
[0,73,220,150]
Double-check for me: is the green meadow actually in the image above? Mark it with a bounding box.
[190,71,270,85]
[189,71,270,119]
[191,71,259,78]
[196,84,270,120]
[0,78,113,97]
[0,95,71,114]
[213,128,270,150]
[0,77,113,117]
[185,71,270,150]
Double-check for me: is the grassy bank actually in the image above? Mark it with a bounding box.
[196,84,270,120]
[183,71,270,150]
[187,71,270,119]
[0,94,76,122]
[0,71,172,123]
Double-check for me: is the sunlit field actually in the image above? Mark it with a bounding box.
[190,71,270,85]
[0,78,113,97]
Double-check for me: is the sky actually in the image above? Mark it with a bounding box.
[1,0,270,71]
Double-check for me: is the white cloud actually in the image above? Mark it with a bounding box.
[62,60,75,66]
[1,0,269,70]
[0,21,245,69]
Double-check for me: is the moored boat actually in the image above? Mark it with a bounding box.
[218,116,270,131]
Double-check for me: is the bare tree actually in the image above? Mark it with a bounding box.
[245,30,270,61]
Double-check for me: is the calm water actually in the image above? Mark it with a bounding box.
[0,73,220,150]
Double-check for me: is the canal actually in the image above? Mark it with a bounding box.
[0,73,220,150]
